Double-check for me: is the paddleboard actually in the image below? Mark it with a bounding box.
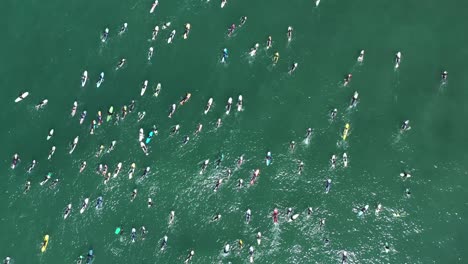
[41,235,49,252]
[80,198,89,214]
[342,123,350,140]
[150,0,158,13]
[15,92,29,103]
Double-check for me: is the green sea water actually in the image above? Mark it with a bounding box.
[1,0,468,263]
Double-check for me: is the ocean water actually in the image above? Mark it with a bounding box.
[1,0,468,263]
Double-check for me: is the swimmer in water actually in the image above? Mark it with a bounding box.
[239,16,247,26]
[35,99,48,110]
[320,218,326,229]
[266,36,272,49]
[148,198,153,208]
[288,62,298,74]
[238,179,244,188]
[287,26,293,41]
[330,108,338,119]
[289,141,296,152]
[350,91,359,108]
[131,189,137,201]
[119,22,128,34]
[273,52,279,64]
[298,161,304,174]
[343,74,352,86]
[305,128,313,140]
[400,120,411,132]
[195,123,203,134]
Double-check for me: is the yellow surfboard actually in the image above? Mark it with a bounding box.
[41,235,49,253]
[342,123,350,140]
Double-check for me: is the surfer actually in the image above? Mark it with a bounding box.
[342,251,348,264]
[237,95,243,111]
[184,250,195,263]
[216,153,224,168]
[214,178,223,192]
[224,244,230,253]
[24,181,31,193]
[343,153,348,167]
[273,52,279,64]
[169,211,175,224]
[129,100,135,112]
[137,111,146,122]
[308,207,313,216]
[113,162,122,178]
[320,218,326,229]
[183,23,191,39]
[96,145,105,157]
[400,120,411,132]
[167,30,176,43]
[266,36,272,49]
[3,257,11,264]
[63,204,72,219]
[228,24,236,36]
[116,58,126,70]
[376,203,382,214]
[226,168,232,178]
[225,97,233,114]
[272,208,279,223]
[331,155,337,169]
[171,124,180,135]
[81,71,88,87]
[212,213,222,221]
[152,26,159,40]
[168,104,176,118]
[237,155,244,167]
[49,179,59,189]
[97,111,103,125]
[71,101,78,117]
[325,179,332,193]
[131,189,138,201]
[256,232,262,245]
[79,198,89,214]
[344,74,352,86]
[27,160,37,173]
[306,128,313,140]
[179,93,191,105]
[289,141,296,152]
[238,179,244,188]
[121,105,128,119]
[160,236,168,250]
[147,47,154,61]
[216,118,222,128]
[108,140,117,153]
[265,152,272,166]
[298,161,304,174]
[48,146,56,160]
[246,209,251,223]
[148,198,153,208]
[400,171,411,179]
[96,72,104,87]
[194,123,201,136]
[128,163,136,179]
[69,136,79,154]
[204,98,213,114]
[395,52,401,68]
[250,169,260,185]
[350,91,359,108]
[140,142,149,155]
[141,166,150,178]
[239,16,247,26]
[11,154,20,169]
[101,28,109,42]
[249,43,259,56]
[182,135,190,144]
[141,226,148,240]
[249,246,255,262]
[221,48,228,63]
[330,108,338,120]
[357,50,365,62]
[131,228,137,243]
[287,26,293,42]
[79,111,87,124]
[96,196,103,209]
[35,99,48,110]
[442,70,448,81]
[119,22,128,34]
[289,62,298,74]
[162,22,171,30]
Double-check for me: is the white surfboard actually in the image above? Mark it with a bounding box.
[150,0,158,13]
[221,0,227,8]
[47,129,54,140]
[15,92,29,103]
[316,0,320,6]
[80,198,89,214]
[141,80,148,96]
[96,72,104,88]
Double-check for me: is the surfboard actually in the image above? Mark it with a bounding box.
[316,0,320,6]
[221,0,227,8]
[96,72,104,88]
[81,71,88,87]
[141,81,148,96]
[47,129,54,140]
[15,92,29,103]
[80,198,89,214]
